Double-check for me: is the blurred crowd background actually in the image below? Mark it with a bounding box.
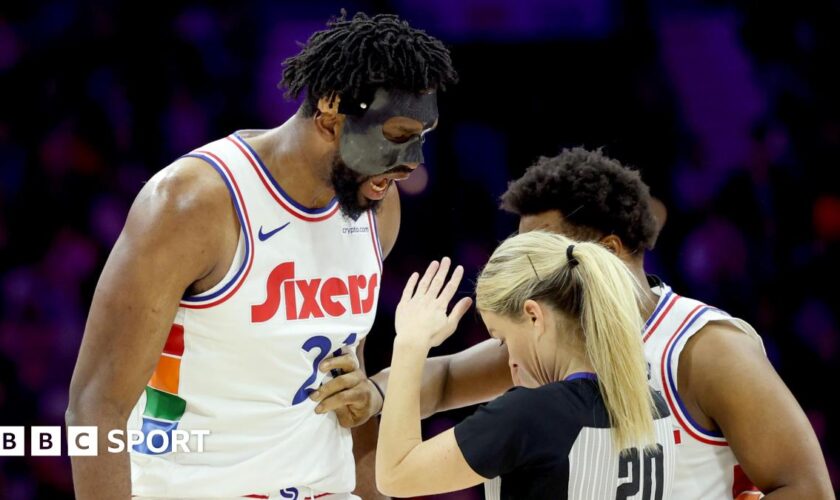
[1,0,839,498]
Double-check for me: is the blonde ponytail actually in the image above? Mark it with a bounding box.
[476,231,656,451]
[572,242,655,451]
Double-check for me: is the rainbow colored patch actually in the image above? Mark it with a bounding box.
[134,324,186,455]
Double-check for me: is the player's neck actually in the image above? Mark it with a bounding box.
[249,115,337,209]
[626,256,658,320]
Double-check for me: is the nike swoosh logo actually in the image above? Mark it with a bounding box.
[258,222,290,241]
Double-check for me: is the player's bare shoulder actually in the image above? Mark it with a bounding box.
[681,320,764,374]
[141,156,234,219]
[677,320,767,424]
[120,156,240,289]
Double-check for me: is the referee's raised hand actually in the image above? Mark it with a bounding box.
[395,257,473,350]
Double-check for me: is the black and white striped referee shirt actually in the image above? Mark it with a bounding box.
[454,373,676,499]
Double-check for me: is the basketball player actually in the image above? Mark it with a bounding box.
[375,238,676,499]
[66,13,457,499]
[340,149,834,498]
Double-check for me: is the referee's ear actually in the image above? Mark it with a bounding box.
[523,299,547,337]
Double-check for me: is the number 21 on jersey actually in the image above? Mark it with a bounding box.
[292,333,358,405]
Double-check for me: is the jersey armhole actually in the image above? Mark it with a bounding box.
[178,152,255,309]
[662,307,729,445]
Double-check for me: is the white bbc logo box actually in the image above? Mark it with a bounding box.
[0,426,25,456]
[31,426,62,456]
[68,426,98,456]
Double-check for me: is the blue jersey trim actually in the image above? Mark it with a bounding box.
[644,289,674,331]
[180,153,251,303]
[665,306,726,438]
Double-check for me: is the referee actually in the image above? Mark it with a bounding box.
[375,232,676,499]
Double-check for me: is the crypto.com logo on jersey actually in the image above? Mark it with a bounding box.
[0,426,209,456]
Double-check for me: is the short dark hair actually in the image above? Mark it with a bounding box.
[279,11,458,117]
[501,148,658,252]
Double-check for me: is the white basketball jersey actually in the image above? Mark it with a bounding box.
[127,131,383,498]
[642,281,764,500]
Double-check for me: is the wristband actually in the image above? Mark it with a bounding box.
[369,378,386,415]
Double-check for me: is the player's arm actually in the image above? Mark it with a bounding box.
[66,159,232,500]
[371,338,512,418]
[681,322,834,499]
[319,325,513,421]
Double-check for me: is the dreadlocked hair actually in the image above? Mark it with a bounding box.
[280,11,458,116]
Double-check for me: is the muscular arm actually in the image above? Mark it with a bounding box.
[371,338,512,418]
[66,159,233,499]
[680,322,834,499]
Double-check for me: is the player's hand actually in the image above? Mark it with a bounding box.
[394,257,473,350]
[310,351,383,428]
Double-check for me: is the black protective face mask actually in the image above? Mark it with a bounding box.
[337,88,438,176]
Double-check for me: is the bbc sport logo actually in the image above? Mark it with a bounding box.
[0,426,209,456]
